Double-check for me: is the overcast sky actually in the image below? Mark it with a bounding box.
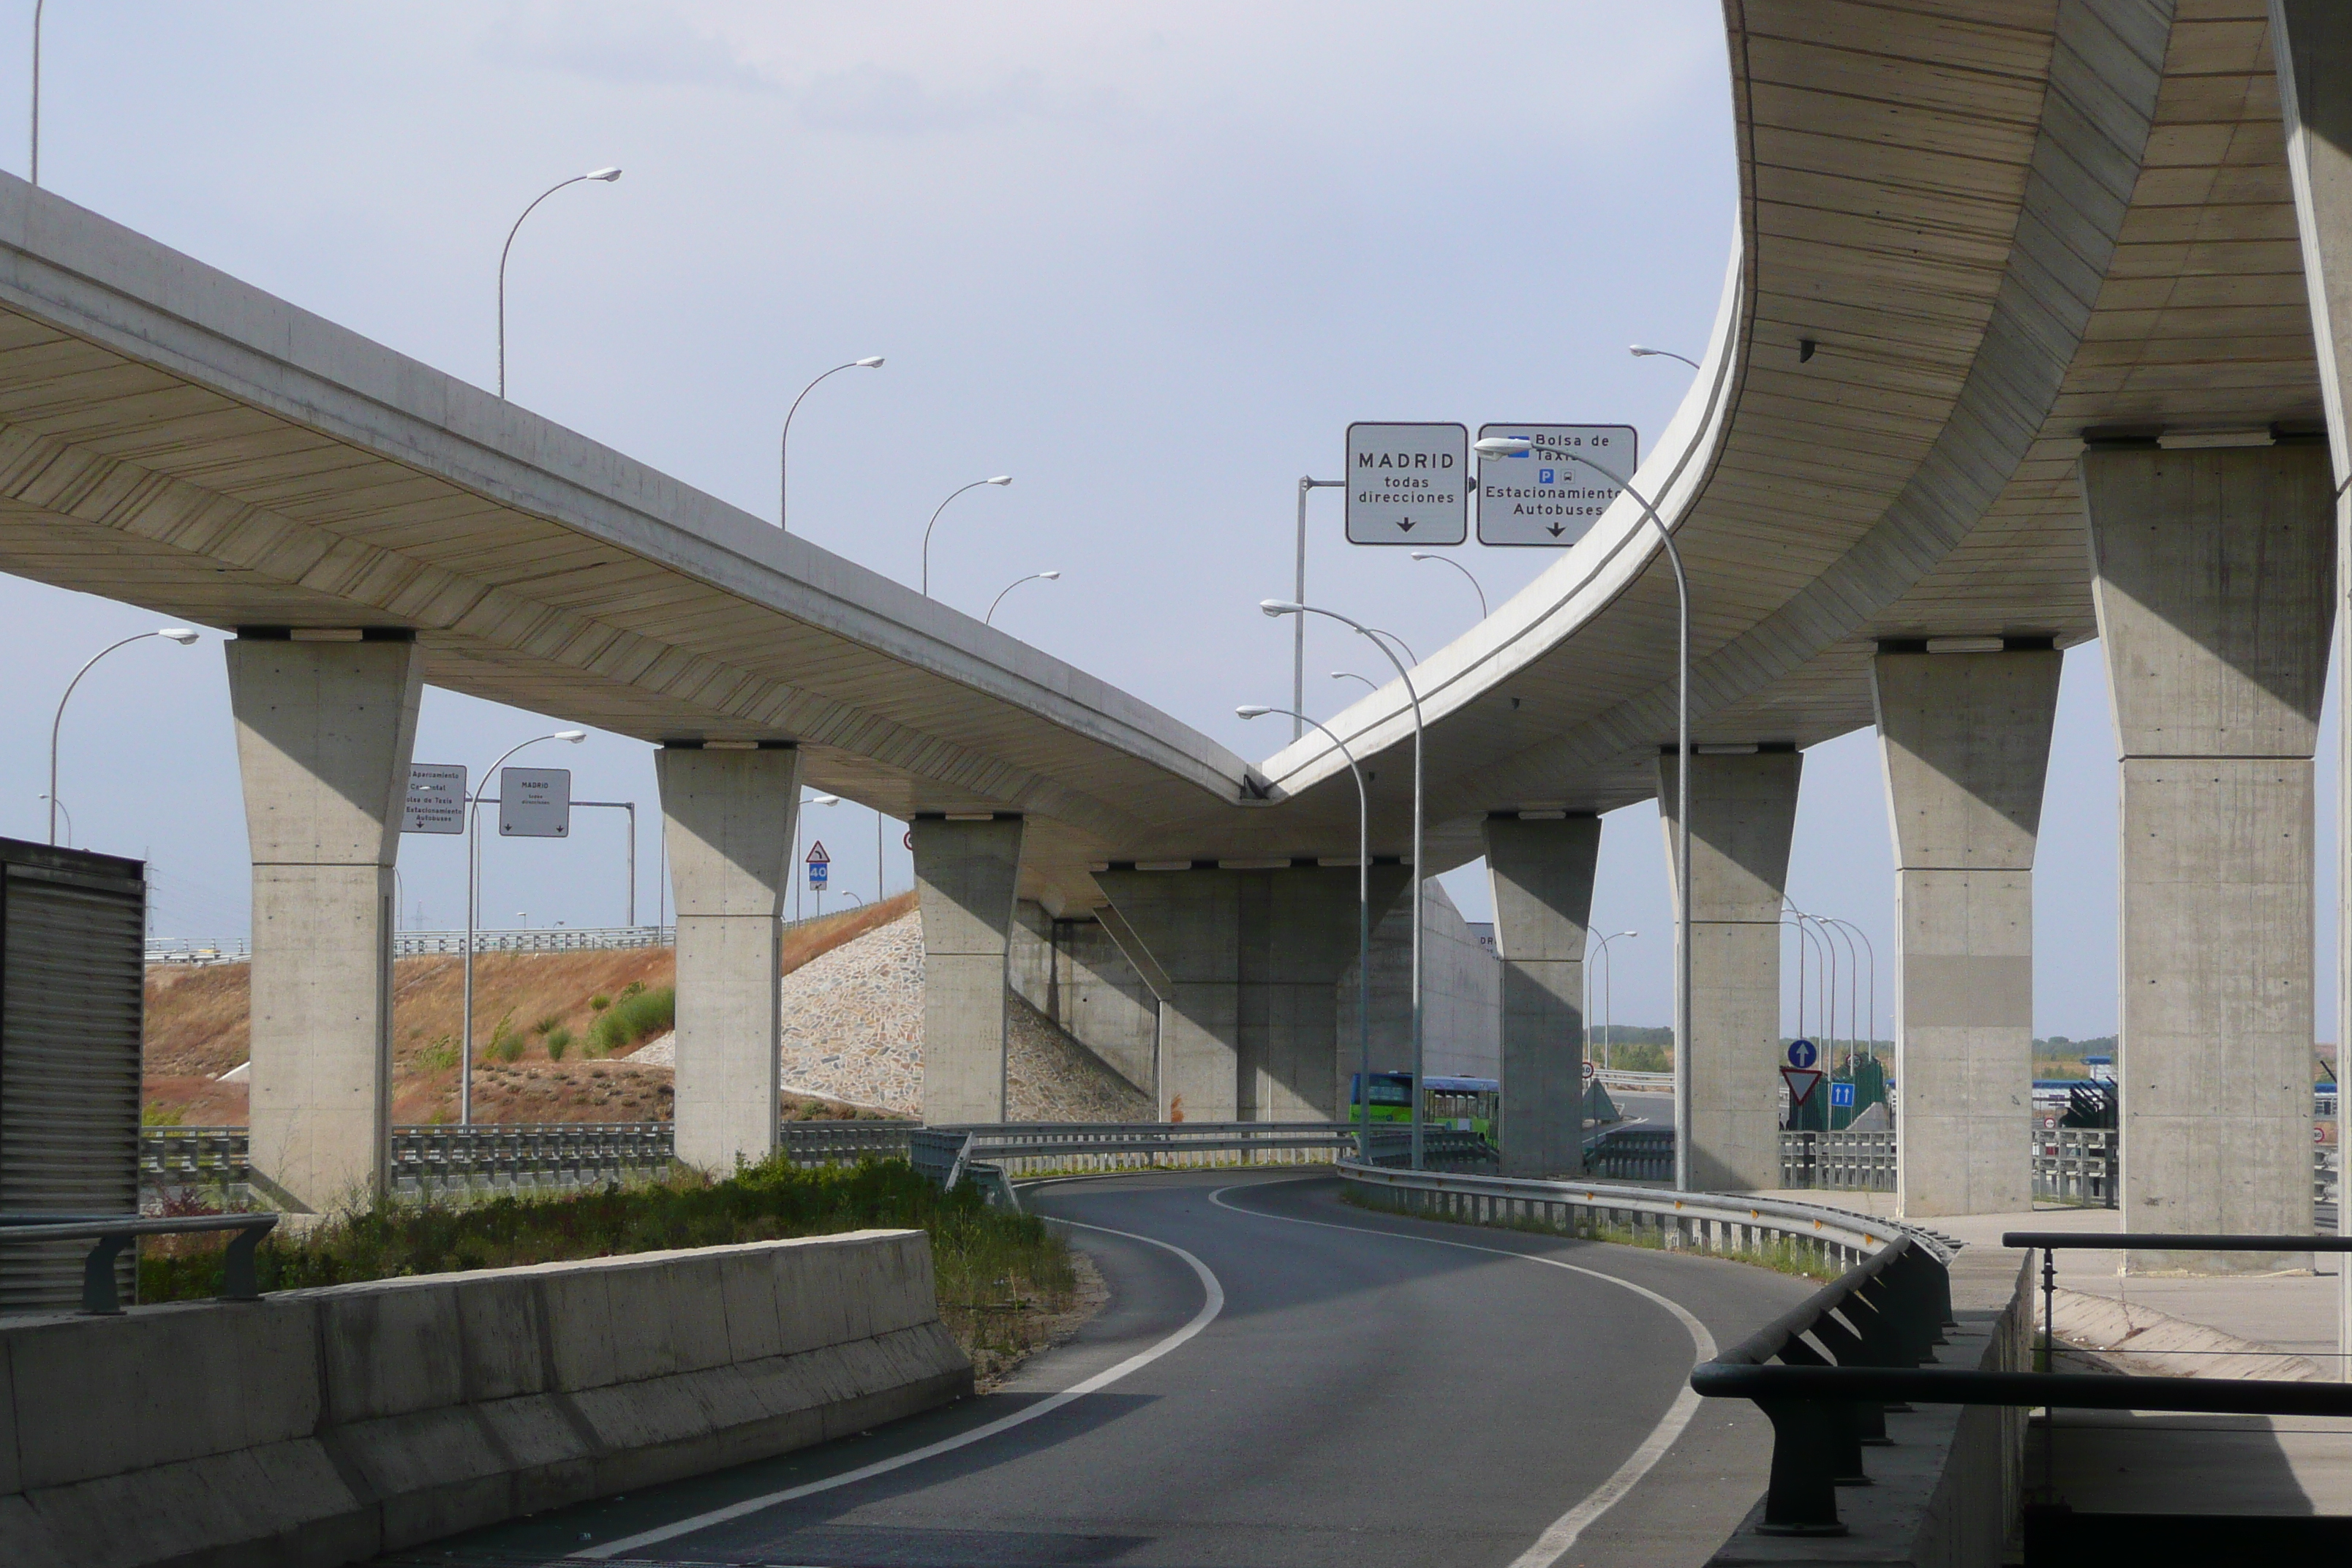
[0,3,2331,1042]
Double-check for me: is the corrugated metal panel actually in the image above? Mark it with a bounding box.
[1,861,144,1313]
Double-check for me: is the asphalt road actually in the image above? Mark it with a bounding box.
[393,1170,1812,1568]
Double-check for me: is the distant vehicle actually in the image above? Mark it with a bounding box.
[1347,1071,1499,1140]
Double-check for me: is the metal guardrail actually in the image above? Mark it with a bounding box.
[1779,1129,1899,1192]
[1586,1128,1673,1181]
[1592,1068,1675,1094]
[2033,1127,2115,1205]
[0,1212,277,1314]
[1332,1158,1938,1274]
[148,908,883,966]
[928,1120,1362,1177]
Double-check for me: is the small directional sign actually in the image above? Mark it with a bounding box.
[402,764,466,834]
[1830,1081,1856,1110]
[1786,1038,1817,1070]
[1780,1066,1823,1107]
[498,767,570,838]
[1475,423,1637,546]
[1346,422,1469,545]
[805,840,830,889]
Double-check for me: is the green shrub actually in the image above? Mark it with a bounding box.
[137,1157,1074,1369]
[532,1014,562,1036]
[589,993,611,1012]
[546,1027,573,1061]
[588,985,673,1057]
[488,1011,524,1063]
[417,1034,459,1071]
[140,1101,186,1128]
[621,979,646,999]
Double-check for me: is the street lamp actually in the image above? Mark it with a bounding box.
[48,627,199,845]
[1262,597,1428,1170]
[985,570,1061,626]
[779,358,885,531]
[497,167,622,399]
[1409,551,1488,619]
[1239,703,1375,1161]
[1630,344,1702,371]
[920,476,1013,596]
[462,729,586,1123]
[1821,916,1878,1066]
[1330,671,1378,694]
[1483,434,1695,1190]
[1588,930,1637,1071]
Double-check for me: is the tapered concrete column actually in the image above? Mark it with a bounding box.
[658,744,797,1170]
[1659,749,1800,1191]
[1483,815,1600,1177]
[1873,648,2059,1218]
[913,815,1025,1124]
[1095,864,1408,1121]
[2084,442,2334,1270]
[228,631,423,1213]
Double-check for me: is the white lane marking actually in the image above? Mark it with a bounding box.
[1205,1182,1716,1568]
[570,1218,1225,1561]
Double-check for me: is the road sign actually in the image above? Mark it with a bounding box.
[1787,1038,1817,1070]
[1346,422,1469,545]
[806,840,830,890]
[1474,424,1637,546]
[1583,1059,1596,1082]
[1780,1066,1823,1106]
[402,764,466,834]
[498,767,571,838]
[1830,1081,1856,1109]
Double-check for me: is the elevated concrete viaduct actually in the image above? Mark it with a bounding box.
[0,4,2342,1251]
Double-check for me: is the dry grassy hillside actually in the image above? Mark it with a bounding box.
[143,892,917,1126]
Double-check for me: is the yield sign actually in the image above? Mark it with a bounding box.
[1780,1066,1824,1107]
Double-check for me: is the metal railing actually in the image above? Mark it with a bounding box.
[148,907,889,967]
[925,1121,1360,1178]
[2032,1127,2115,1205]
[1691,1227,2352,1538]
[1592,1068,1675,1094]
[1779,1129,1899,1192]
[1586,1127,1673,1181]
[1332,1158,1936,1273]
[1,1212,277,1314]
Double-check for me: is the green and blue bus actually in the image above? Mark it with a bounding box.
[1347,1071,1499,1140]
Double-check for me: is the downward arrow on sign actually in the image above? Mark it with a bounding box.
[1398,519,1415,532]
[1547,522,1566,536]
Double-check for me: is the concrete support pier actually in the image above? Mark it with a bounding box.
[658,743,798,1171]
[1659,748,1800,1191]
[912,815,1025,1124]
[1482,814,1601,1177]
[1095,864,1407,1121]
[228,630,423,1213]
[1873,647,2059,1218]
[2082,442,2334,1269]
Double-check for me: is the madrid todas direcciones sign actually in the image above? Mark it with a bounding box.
[1346,422,1469,545]
[1475,424,1637,546]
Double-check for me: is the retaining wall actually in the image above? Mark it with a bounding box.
[0,1228,970,1567]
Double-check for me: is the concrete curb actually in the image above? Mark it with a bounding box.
[0,1229,971,1568]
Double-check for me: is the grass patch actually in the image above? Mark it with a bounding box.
[589,984,674,1057]
[1338,1186,1844,1283]
[138,1156,1074,1373]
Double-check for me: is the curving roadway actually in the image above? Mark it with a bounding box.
[391,1171,1814,1568]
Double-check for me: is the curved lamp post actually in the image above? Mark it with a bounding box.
[1485,435,1694,1189]
[1262,597,1426,1169]
[1821,915,1878,1066]
[920,476,1012,596]
[1409,550,1488,619]
[49,627,199,845]
[1239,703,1374,1159]
[462,729,586,1123]
[985,570,1060,626]
[1630,344,1702,371]
[1330,670,1378,694]
[1588,929,1637,1071]
[779,357,884,530]
[497,167,622,399]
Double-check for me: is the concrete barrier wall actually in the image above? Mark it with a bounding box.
[0,1227,970,1568]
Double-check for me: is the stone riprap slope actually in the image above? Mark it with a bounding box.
[755,911,1147,1121]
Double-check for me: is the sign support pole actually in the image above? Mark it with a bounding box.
[1292,478,1341,742]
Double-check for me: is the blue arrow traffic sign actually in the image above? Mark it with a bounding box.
[1787,1038,1817,1070]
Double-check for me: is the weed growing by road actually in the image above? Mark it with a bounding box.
[137,1156,1073,1371]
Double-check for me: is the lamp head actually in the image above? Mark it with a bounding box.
[1629,344,1662,358]
[808,794,840,806]
[585,167,622,182]
[1235,704,1273,720]
[1474,436,1533,459]
[554,730,587,743]
[1409,551,1435,562]
[986,475,1012,486]
[854,356,885,368]
[1260,599,1303,617]
[157,627,199,645]
[1039,570,1061,581]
